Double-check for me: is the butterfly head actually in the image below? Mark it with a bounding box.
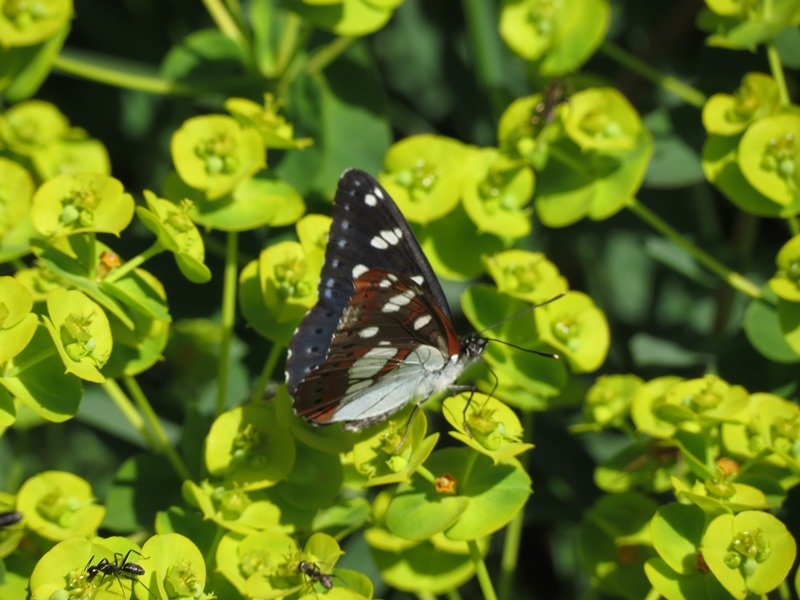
[461,334,488,360]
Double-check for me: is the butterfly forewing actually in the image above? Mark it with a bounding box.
[286,169,448,396]
[286,169,486,431]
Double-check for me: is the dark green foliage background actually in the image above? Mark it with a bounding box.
[2,1,800,598]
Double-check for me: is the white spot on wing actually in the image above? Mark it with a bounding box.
[382,289,415,312]
[364,193,377,207]
[379,273,398,288]
[413,314,432,330]
[373,186,384,199]
[349,347,398,379]
[370,236,389,250]
[359,326,379,338]
[381,229,400,245]
[394,227,403,239]
[352,264,369,279]
[410,275,424,285]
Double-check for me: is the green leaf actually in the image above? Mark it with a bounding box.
[171,115,265,201]
[416,203,505,280]
[406,447,532,541]
[164,171,305,232]
[461,149,534,238]
[0,276,37,364]
[205,403,296,490]
[29,537,138,600]
[277,54,391,193]
[225,95,314,150]
[278,0,395,35]
[0,0,73,46]
[273,442,343,511]
[631,376,683,438]
[743,294,800,363]
[644,556,732,600]
[100,268,171,323]
[702,511,797,598]
[43,287,112,383]
[580,492,658,600]
[0,99,68,154]
[650,502,707,575]
[183,480,282,536]
[161,28,254,91]
[140,533,208,600]
[381,134,470,224]
[443,393,534,463]
[500,0,609,75]
[777,297,800,355]
[482,249,568,304]
[366,527,478,594]
[351,408,438,487]
[31,173,135,237]
[217,529,297,595]
[703,132,800,217]
[702,73,780,136]
[535,290,610,372]
[0,22,70,102]
[738,113,800,206]
[769,234,800,301]
[17,471,105,541]
[1,324,82,422]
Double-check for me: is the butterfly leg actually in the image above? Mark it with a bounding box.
[448,384,479,438]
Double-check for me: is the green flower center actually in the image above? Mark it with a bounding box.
[195,133,240,176]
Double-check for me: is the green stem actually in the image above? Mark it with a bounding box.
[627,198,763,299]
[415,465,437,486]
[468,539,498,600]
[498,411,533,600]
[274,12,303,77]
[104,241,164,283]
[202,0,246,47]
[788,216,800,236]
[250,343,285,403]
[600,41,707,108]
[462,0,508,119]
[122,376,193,482]
[53,49,193,95]
[101,379,155,448]
[765,42,790,107]
[305,36,356,76]
[446,590,464,600]
[276,33,352,100]
[216,231,240,416]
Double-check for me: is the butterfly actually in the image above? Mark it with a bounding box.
[285,169,487,432]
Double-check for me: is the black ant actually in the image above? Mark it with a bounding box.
[0,511,23,527]
[298,560,333,590]
[85,549,154,598]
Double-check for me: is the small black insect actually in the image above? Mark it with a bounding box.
[299,560,333,590]
[0,511,23,527]
[85,549,153,598]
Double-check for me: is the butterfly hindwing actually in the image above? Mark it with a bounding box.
[286,168,488,431]
[292,269,461,429]
[286,169,448,396]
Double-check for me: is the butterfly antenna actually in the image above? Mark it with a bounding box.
[477,292,566,336]
[481,337,560,359]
